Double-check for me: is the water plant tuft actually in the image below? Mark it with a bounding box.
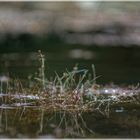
[0,51,139,137]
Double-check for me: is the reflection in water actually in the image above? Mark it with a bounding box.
[0,103,139,138]
[0,47,140,138]
[0,2,140,138]
[0,86,139,138]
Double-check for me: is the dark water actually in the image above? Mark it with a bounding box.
[0,46,140,84]
[0,102,140,138]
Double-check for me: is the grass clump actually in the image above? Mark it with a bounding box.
[0,50,139,137]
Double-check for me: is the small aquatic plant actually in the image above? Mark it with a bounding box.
[35,50,46,90]
[0,51,139,138]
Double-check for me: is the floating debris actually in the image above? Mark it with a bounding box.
[0,104,15,109]
[11,94,43,100]
[0,93,10,97]
[11,102,34,107]
[115,107,125,113]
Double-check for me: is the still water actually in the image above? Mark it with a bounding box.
[0,46,140,138]
[0,100,140,138]
[0,47,140,84]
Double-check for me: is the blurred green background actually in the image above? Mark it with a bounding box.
[0,2,140,84]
